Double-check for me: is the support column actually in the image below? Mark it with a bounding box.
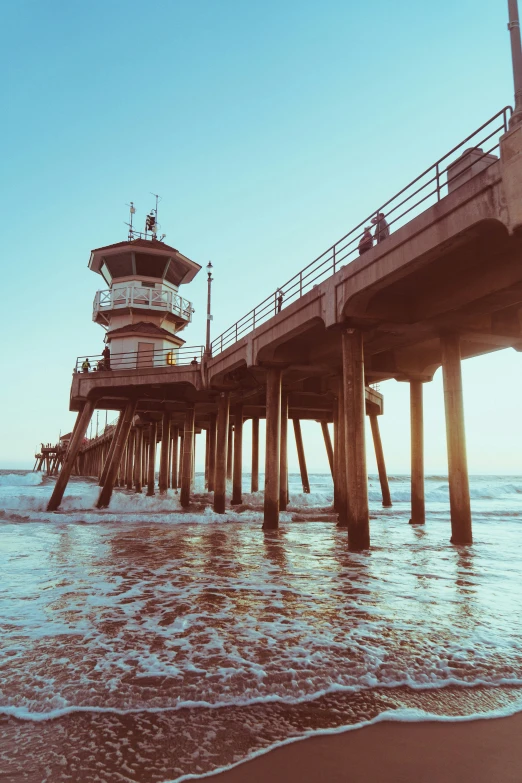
[47,400,95,511]
[167,429,172,488]
[342,327,369,550]
[134,426,143,493]
[293,419,310,494]
[409,380,425,525]
[208,414,217,492]
[441,333,472,544]
[369,414,392,508]
[97,399,138,508]
[226,423,233,481]
[333,397,340,512]
[142,439,146,486]
[191,431,196,488]
[146,422,157,496]
[321,421,334,476]
[231,404,244,505]
[336,383,349,526]
[178,434,184,487]
[251,417,259,492]
[171,426,179,490]
[263,367,282,529]
[159,411,170,494]
[214,393,230,513]
[125,429,135,489]
[280,394,289,510]
[99,411,125,487]
[204,428,210,489]
[180,406,196,508]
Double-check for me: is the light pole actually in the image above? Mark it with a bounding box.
[508,0,522,127]
[206,261,213,356]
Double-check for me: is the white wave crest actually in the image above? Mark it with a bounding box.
[0,471,44,487]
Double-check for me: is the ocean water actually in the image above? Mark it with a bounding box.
[1,469,522,782]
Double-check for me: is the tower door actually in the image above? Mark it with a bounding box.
[137,342,154,368]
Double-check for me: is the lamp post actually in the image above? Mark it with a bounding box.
[508,0,522,127]
[206,261,213,356]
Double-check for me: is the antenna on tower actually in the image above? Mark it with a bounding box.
[125,201,137,241]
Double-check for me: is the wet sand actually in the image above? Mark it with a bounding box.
[208,713,522,782]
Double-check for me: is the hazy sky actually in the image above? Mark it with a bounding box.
[1,0,520,474]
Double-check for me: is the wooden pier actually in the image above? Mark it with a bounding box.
[41,109,522,550]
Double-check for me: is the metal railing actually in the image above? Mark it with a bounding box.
[93,286,194,323]
[75,345,204,373]
[211,107,512,355]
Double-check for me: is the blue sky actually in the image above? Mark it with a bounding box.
[1,0,521,473]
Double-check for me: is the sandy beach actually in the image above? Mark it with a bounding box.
[209,714,522,782]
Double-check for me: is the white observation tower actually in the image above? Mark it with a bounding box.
[88,203,201,369]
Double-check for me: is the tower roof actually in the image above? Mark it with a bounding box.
[88,237,201,286]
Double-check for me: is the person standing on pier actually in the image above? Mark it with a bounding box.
[102,344,111,370]
[372,212,390,243]
[358,226,374,255]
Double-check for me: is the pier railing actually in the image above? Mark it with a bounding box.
[93,286,194,323]
[75,345,204,373]
[211,107,512,355]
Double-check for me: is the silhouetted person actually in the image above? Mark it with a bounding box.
[372,212,390,243]
[358,226,374,255]
[277,289,284,312]
[81,358,91,373]
[190,357,198,366]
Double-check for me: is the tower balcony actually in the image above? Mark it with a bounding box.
[93,286,194,326]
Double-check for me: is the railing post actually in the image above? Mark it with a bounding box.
[220,335,223,353]
[253,310,256,331]
[436,162,440,201]
[235,323,238,342]
[332,245,336,274]
[299,271,303,297]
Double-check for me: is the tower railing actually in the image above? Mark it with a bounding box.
[75,345,204,373]
[210,107,512,355]
[93,285,194,322]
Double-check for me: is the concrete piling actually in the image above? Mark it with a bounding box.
[208,414,217,492]
[214,393,230,513]
[342,327,370,551]
[171,427,179,490]
[159,411,170,494]
[226,423,233,481]
[292,418,310,494]
[134,426,143,493]
[263,367,282,529]
[47,399,95,511]
[231,404,243,505]
[251,417,259,492]
[147,421,157,496]
[96,399,137,508]
[180,407,195,508]
[336,384,349,527]
[125,429,135,489]
[409,380,425,524]
[321,421,334,477]
[369,414,392,508]
[99,410,125,487]
[440,333,472,544]
[280,394,289,511]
